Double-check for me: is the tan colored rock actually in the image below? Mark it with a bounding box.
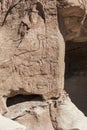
[57,0,87,42]
[50,93,87,130]
[5,101,55,130]
[4,92,87,130]
[0,0,87,130]
[0,0,65,114]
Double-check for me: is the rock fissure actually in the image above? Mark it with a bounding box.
[6,94,44,107]
[2,0,22,26]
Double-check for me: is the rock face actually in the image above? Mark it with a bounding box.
[0,0,65,113]
[3,92,87,130]
[51,95,87,130]
[0,0,87,130]
[5,101,55,130]
[57,0,87,42]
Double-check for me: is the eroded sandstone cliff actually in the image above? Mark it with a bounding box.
[0,0,64,105]
[0,0,87,130]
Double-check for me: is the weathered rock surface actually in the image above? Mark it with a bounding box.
[57,0,87,42]
[0,0,87,130]
[50,94,87,130]
[0,114,26,130]
[0,0,65,114]
[3,92,87,130]
[5,101,55,130]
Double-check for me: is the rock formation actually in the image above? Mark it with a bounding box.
[0,0,87,130]
[0,0,65,113]
[61,0,87,116]
[58,0,87,42]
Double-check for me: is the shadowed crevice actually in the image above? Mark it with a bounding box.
[65,41,87,116]
[7,94,43,107]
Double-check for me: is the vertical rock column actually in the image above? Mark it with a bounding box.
[43,0,65,98]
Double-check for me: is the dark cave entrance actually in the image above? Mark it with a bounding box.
[65,41,87,116]
[7,94,43,107]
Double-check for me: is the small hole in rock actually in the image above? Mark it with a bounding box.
[7,94,43,107]
[36,2,45,22]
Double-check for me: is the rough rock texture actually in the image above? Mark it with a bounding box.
[50,95,87,130]
[0,0,65,114]
[5,101,55,130]
[4,92,87,130]
[0,0,87,130]
[58,0,87,42]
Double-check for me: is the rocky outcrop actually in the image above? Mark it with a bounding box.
[5,101,55,130]
[0,0,87,130]
[0,0,65,114]
[3,92,87,130]
[50,94,87,130]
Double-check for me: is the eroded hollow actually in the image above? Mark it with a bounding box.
[7,94,43,107]
[36,2,45,22]
[65,41,87,116]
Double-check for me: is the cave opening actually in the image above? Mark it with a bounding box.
[65,41,87,116]
[7,94,43,107]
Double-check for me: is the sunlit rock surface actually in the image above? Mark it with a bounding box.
[0,114,26,130]
[0,0,87,130]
